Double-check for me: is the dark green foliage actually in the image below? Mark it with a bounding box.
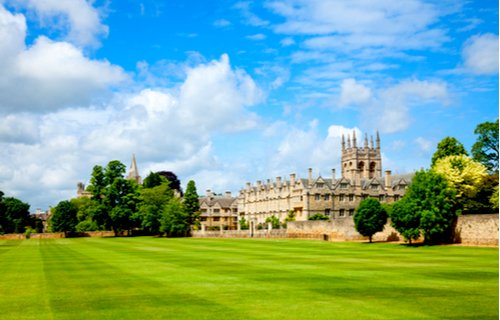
[183,180,200,227]
[461,174,499,213]
[265,215,281,229]
[104,160,126,186]
[75,220,99,232]
[390,170,458,244]
[157,171,183,195]
[143,172,164,189]
[308,213,330,221]
[239,217,249,230]
[472,119,499,173]
[390,199,421,244]
[354,198,388,243]
[138,182,174,234]
[51,200,78,233]
[160,198,190,236]
[88,165,106,202]
[0,192,32,234]
[431,137,468,167]
[106,178,141,235]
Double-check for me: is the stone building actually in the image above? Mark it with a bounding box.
[199,190,238,230]
[237,131,410,225]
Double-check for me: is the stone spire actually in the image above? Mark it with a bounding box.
[342,134,345,150]
[376,130,381,150]
[352,130,357,148]
[364,133,369,149]
[128,154,142,184]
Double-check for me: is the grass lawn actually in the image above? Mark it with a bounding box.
[0,237,497,320]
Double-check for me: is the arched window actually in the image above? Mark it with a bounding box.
[369,162,377,178]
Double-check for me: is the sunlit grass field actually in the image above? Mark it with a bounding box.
[0,237,497,319]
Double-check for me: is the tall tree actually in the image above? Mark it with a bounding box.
[50,200,78,235]
[138,181,174,234]
[143,172,164,189]
[431,137,468,167]
[183,180,200,227]
[106,178,141,235]
[88,165,106,202]
[390,170,458,244]
[105,160,126,186]
[354,198,388,243]
[472,119,499,173]
[160,198,190,237]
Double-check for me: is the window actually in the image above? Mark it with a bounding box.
[325,209,331,216]
[340,183,348,189]
[339,194,345,202]
[213,209,220,214]
[379,195,385,202]
[371,184,379,190]
[349,209,354,217]
[200,217,207,221]
[349,194,354,202]
[315,194,321,201]
[201,209,207,214]
[324,194,330,201]
[317,183,324,188]
[394,195,400,201]
[339,209,345,217]
[213,217,220,221]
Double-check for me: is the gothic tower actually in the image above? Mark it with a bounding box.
[127,154,142,184]
[341,131,382,181]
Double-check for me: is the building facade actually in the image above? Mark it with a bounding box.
[199,190,238,230]
[237,131,410,225]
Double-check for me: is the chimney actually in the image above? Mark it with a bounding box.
[385,170,392,189]
[206,189,213,198]
[308,168,313,186]
[246,182,251,191]
[332,169,336,182]
[290,173,296,186]
[276,176,282,188]
[257,180,262,188]
[225,191,232,198]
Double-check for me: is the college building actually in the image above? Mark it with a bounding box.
[237,131,410,225]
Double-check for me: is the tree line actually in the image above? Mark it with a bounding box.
[50,161,200,237]
[354,119,498,244]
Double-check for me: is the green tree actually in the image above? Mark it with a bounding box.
[50,200,78,235]
[265,215,281,229]
[183,180,200,227]
[490,185,499,210]
[390,170,458,244]
[431,137,468,167]
[238,217,249,230]
[472,119,499,173]
[354,198,388,243]
[143,172,164,189]
[160,198,190,237]
[88,165,106,203]
[138,181,174,234]
[0,194,31,234]
[308,213,330,221]
[106,178,141,235]
[104,160,126,186]
[390,198,422,244]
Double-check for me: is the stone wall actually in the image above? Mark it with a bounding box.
[454,214,498,246]
[287,214,499,245]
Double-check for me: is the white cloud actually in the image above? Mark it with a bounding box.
[415,137,432,152]
[364,79,449,133]
[0,54,263,209]
[280,37,295,46]
[246,33,266,40]
[0,5,127,113]
[339,78,372,107]
[266,0,447,53]
[462,33,499,75]
[214,19,231,27]
[9,0,108,47]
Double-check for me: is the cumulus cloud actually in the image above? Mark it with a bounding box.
[339,78,372,107]
[0,54,263,209]
[0,5,127,113]
[8,0,108,47]
[462,33,498,75]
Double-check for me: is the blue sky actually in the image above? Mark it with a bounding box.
[0,0,498,210]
